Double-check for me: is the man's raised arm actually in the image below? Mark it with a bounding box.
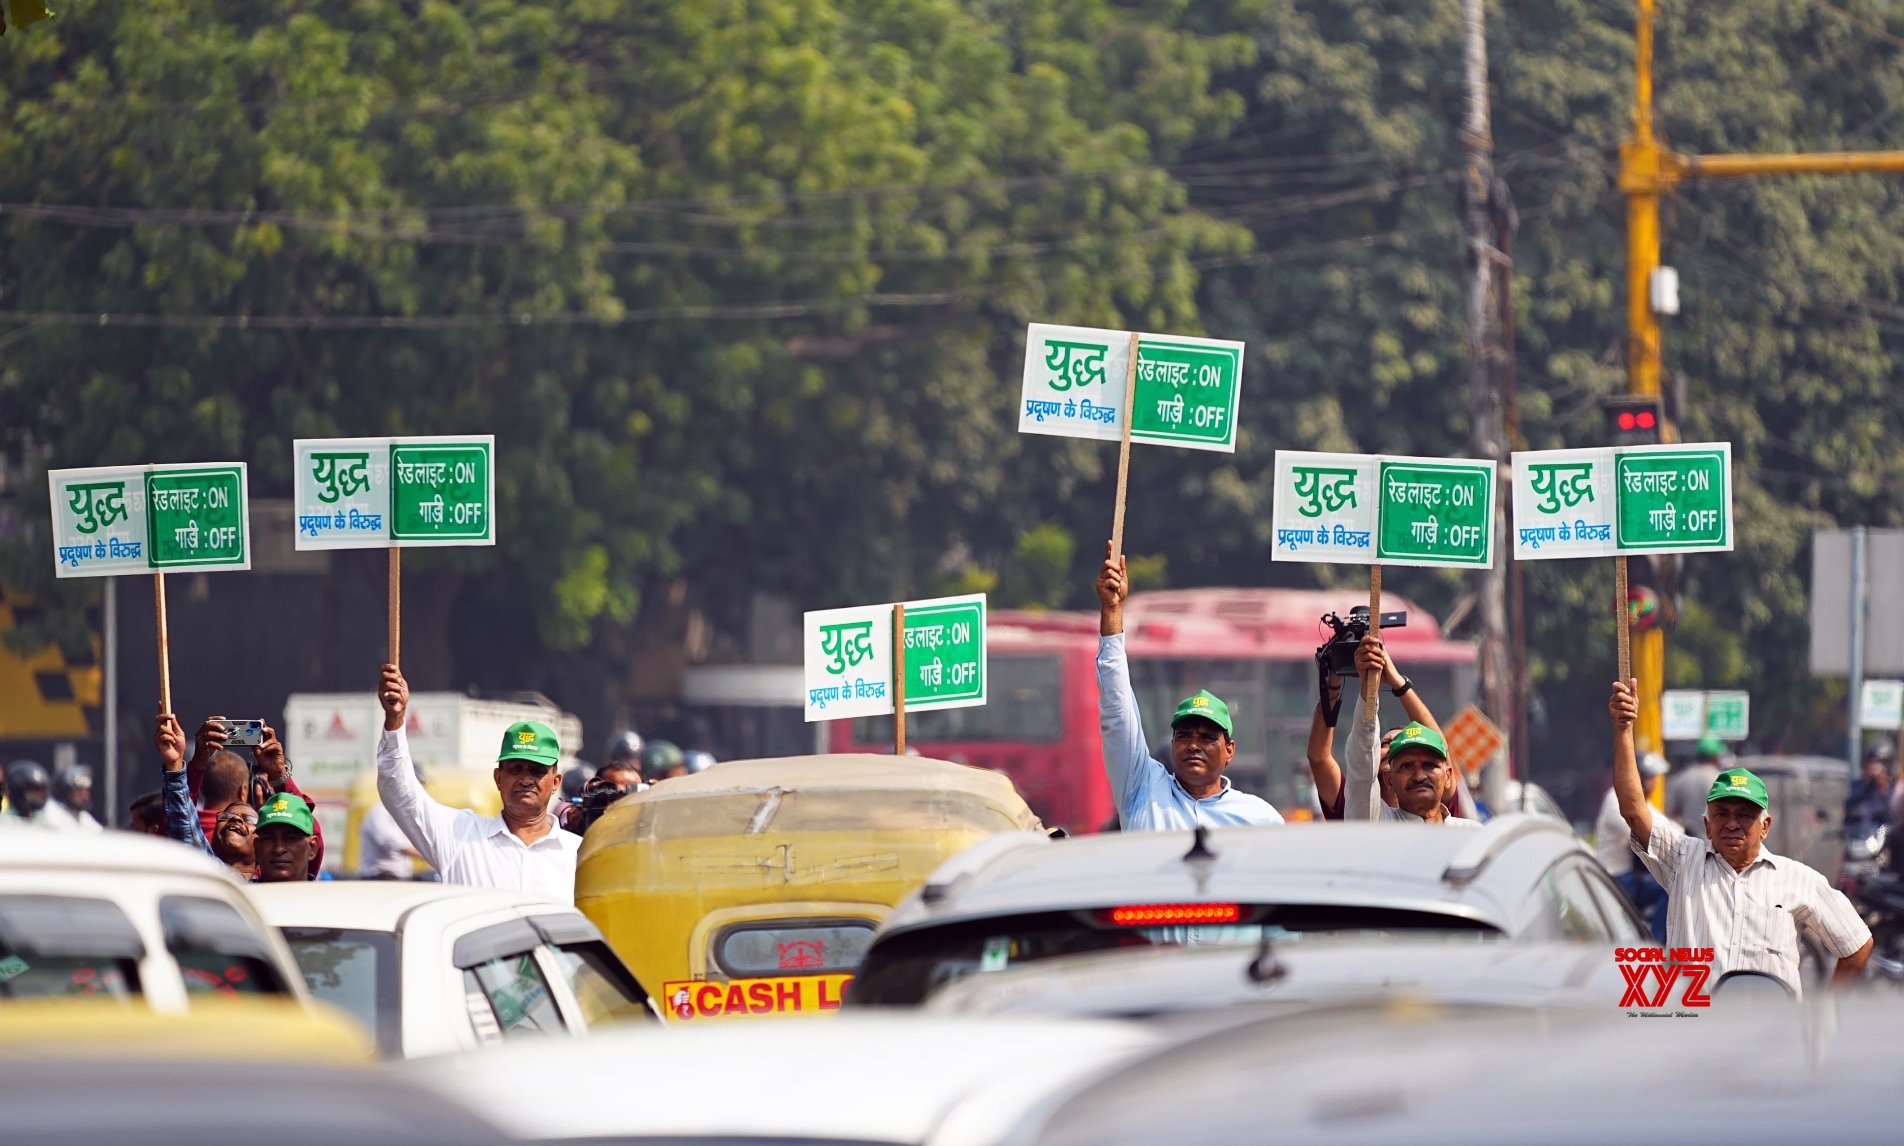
[1306,677,1345,815]
[1610,678,1653,848]
[1095,540,1154,813]
[375,664,454,867]
[1341,637,1385,821]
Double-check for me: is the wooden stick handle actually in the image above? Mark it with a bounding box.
[1108,331,1141,559]
[1363,565,1383,725]
[1615,555,1631,686]
[892,603,907,756]
[388,547,402,667]
[154,571,172,714]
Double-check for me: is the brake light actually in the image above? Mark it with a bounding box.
[1100,903,1241,927]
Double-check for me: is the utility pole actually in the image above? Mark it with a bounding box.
[1461,0,1511,804]
[1620,0,1904,755]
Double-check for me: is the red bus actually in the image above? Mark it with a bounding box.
[828,588,1477,833]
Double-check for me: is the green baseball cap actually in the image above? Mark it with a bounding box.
[1171,691,1233,736]
[256,791,315,836]
[1386,722,1448,760]
[1706,767,1768,810]
[497,721,561,768]
[1694,737,1726,760]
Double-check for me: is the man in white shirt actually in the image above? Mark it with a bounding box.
[376,664,579,904]
[1609,678,1870,997]
[358,799,420,880]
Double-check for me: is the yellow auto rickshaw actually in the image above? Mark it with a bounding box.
[575,754,1043,1021]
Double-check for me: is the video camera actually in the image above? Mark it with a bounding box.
[1315,606,1408,724]
[572,776,644,833]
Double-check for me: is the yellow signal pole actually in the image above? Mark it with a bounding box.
[1621,0,1904,754]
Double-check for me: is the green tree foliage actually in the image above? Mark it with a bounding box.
[7,0,1904,797]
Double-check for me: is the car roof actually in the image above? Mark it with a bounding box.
[882,815,1578,937]
[1008,992,1904,1145]
[402,1014,1158,1145]
[923,937,1623,1023]
[247,880,579,932]
[1,1059,511,1146]
[0,828,242,883]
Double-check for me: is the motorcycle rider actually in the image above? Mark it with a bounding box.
[1849,740,1896,831]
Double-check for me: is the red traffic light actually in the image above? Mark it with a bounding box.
[1637,410,1656,429]
[1619,412,1637,430]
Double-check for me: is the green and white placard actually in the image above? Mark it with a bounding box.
[1660,688,1750,741]
[804,593,987,722]
[1860,680,1904,731]
[1019,323,1245,453]
[1272,451,1495,568]
[50,463,251,578]
[1704,690,1750,741]
[1511,443,1731,560]
[294,436,495,549]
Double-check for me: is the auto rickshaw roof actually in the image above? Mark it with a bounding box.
[598,753,1042,841]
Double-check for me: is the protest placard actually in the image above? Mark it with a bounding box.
[804,594,987,751]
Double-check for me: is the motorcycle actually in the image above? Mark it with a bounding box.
[1841,814,1904,984]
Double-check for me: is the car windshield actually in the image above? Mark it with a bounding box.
[280,927,401,1056]
[849,906,1499,1006]
[0,894,142,1000]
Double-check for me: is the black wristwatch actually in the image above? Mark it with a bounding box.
[1390,677,1414,698]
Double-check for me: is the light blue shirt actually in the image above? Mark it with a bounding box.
[1097,634,1283,830]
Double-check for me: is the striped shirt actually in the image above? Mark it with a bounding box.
[1634,813,1869,999]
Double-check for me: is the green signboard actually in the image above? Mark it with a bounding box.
[1375,459,1494,566]
[1614,448,1729,551]
[390,441,493,543]
[146,467,248,569]
[903,598,986,707]
[1126,337,1244,451]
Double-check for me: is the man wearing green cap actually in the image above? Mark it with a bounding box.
[376,664,579,904]
[1339,638,1480,825]
[1610,679,1870,996]
[1096,543,1281,829]
[253,790,319,883]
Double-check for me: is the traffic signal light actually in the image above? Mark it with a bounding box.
[1604,395,1663,447]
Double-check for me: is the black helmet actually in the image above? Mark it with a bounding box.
[638,740,685,781]
[603,731,644,766]
[6,760,51,815]
[1865,739,1895,764]
[54,763,94,807]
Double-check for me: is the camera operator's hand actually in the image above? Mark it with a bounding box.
[1353,634,1388,681]
[380,664,409,732]
[191,715,229,772]
[1096,540,1128,637]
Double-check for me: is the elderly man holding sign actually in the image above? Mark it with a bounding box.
[1609,678,1870,997]
[1095,542,1281,829]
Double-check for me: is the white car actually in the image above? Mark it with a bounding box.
[0,829,309,1009]
[404,1014,1161,1146]
[250,881,656,1058]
